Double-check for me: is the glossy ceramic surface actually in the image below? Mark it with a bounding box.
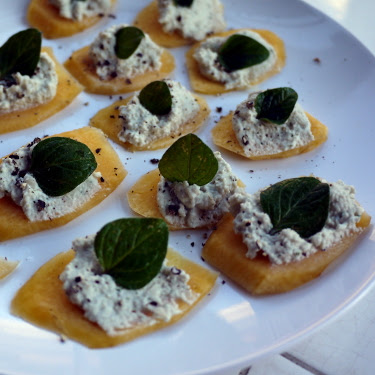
[1,1,375,374]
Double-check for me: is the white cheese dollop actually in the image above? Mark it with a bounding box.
[0,138,102,222]
[49,0,112,21]
[230,180,364,265]
[118,79,200,147]
[60,235,198,336]
[0,52,58,114]
[157,151,240,228]
[232,91,314,157]
[157,0,226,41]
[90,24,163,81]
[193,30,277,89]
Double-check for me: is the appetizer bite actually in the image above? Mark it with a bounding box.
[186,29,286,94]
[90,79,210,151]
[0,127,126,241]
[128,134,241,229]
[134,0,226,48]
[27,0,116,39]
[212,87,328,159]
[11,218,217,348]
[0,28,82,135]
[0,258,19,280]
[64,24,175,95]
[202,177,371,294]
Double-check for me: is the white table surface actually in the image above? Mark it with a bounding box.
[244,1,375,374]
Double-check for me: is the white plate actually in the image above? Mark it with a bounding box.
[1,1,375,374]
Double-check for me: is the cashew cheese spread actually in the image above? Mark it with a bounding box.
[118,79,199,147]
[230,180,364,265]
[193,30,277,89]
[60,234,198,335]
[0,138,102,222]
[157,0,226,41]
[157,152,239,228]
[90,24,163,81]
[0,52,58,114]
[232,92,314,157]
[49,0,112,21]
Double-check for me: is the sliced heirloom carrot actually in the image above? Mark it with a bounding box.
[90,94,210,151]
[0,258,19,280]
[0,47,82,135]
[64,47,175,95]
[0,127,127,241]
[127,169,245,230]
[11,248,217,348]
[134,1,196,48]
[202,212,371,295]
[186,29,286,95]
[212,112,328,159]
[27,0,116,39]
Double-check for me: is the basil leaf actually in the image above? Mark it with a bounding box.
[218,34,270,72]
[255,87,298,125]
[139,80,172,116]
[0,28,41,80]
[115,26,145,59]
[260,177,330,238]
[159,133,218,186]
[29,137,97,197]
[95,218,168,290]
[173,0,194,6]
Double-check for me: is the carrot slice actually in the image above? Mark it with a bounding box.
[11,248,217,348]
[0,127,126,241]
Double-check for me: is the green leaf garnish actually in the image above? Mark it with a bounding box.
[260,177,330,238]
[173,0,194,6]
[114,26,145,59]
[29,137,97,197]
[0,28,41,81]
[95,218,168,290]
[139,80,172,116]
[255,87,298,125]
[217,34,270,72]
[159,133,218,186]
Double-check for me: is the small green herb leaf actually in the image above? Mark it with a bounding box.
[218,34,270,72]
[173,0,194,6]
[159,133,218,186]
[0,28,41,80]
[29,137,97,197]
[260,177,330,238]
[255,87,298,125]
[95,218,168,290]
[139,80,172,116]
[114,26,145,59]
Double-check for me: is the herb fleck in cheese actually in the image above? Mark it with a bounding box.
[157,0,226,41]
[232,91,314,156]
[157,152,239,228]
[60,235,197,336]
[0,138,101,222]
[0,52,58,114]
[193,30,276,89]
[230,180,364,265]
[90,24,163,81]
[49,0,112,21]
[118,79,199,147]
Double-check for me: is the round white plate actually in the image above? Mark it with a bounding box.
[1,1,375,374]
